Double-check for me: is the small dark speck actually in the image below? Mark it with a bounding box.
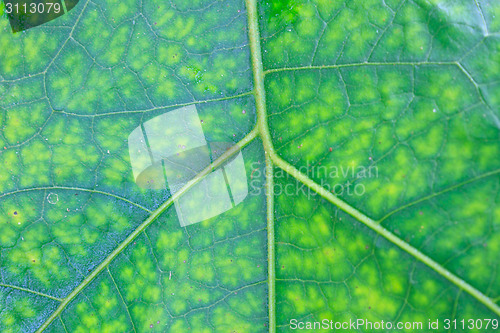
[13,211,18,215]
[368,306,371,309]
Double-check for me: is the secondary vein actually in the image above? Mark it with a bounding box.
[0,186,152,213]
[35,127,259,332]
[263,61,457,75]
[270,152,500,317]
[379,168,500,223]
[57,90,254,118]
[0,283,63,302]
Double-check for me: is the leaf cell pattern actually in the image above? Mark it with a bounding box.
[0,0,499,332]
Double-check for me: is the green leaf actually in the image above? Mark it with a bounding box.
[1,0,499,332]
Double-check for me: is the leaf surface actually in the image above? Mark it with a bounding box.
[0,0,499,332]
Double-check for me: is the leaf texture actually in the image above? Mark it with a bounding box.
[0,0,499,332]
